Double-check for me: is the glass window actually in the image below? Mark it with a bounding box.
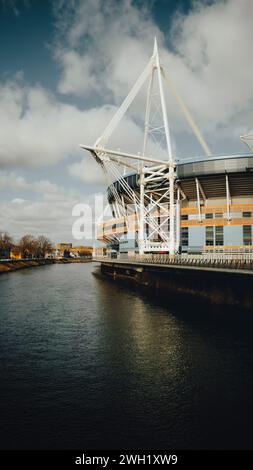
[206,213,213,219]
[181,227,188,246]
[215,226,224,246]
[243,212,251,218]
[243,225,252,246]
[215,213,223,218]
[181,214,188,220]
[206,226,214,246]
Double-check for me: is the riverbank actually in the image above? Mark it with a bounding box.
[0,258,91,274]
[98,259,253,309]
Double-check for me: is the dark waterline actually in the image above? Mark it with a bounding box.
[0,263,253,449]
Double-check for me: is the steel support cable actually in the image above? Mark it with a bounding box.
[101,162,126,217]
[104,162,134,225]
[102,169,124,216]
[161,66,212,157]
[111,172,170,244]
[104,163,129,215]
[103,161,135,231]
[105,159,170,243]
[240,133,253,152]
[104,159,169,243]
[104,162,141,220]
[103,162,129,209]
[109,165,170,241]
[95,55,155,148]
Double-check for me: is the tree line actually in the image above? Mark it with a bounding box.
[0,232,53,259]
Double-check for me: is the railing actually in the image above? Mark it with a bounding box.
[93,252,253,271]
[0,257,46,262]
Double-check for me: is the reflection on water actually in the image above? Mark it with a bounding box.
[0,263,253,449]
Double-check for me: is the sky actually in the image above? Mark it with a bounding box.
[0,0,253,244]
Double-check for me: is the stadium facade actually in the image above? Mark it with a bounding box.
[97,153,253,256]
[80,40,253,258]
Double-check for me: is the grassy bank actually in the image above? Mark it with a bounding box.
[0,258,92,274]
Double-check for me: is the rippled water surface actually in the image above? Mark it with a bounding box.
[0,263,253,449]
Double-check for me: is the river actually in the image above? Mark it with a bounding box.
[0,263,253,449]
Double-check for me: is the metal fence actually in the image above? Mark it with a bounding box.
[93,251,253,271]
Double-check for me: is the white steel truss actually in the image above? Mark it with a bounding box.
[80,38,211,255]
[240,132,253,152]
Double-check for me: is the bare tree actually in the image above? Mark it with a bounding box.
[36,236,53,258]
[19,234,36,258]
[19,235,53,258]
[0,232,13,258]
[32,239,41,258]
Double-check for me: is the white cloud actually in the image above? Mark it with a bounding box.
[0,170,85,202]
[11,198,25,204]
[57,50,100,96]
[2,0,253,241]
[0,79,81,167]
[0,76,152,175]
[68,158,105,184]
[0,170,98,242]
[53,0,253,154]
[54,0,161,102]
[0,191,108,244]
[0,197,76,242]
[2,0,253,176]
[169,0,253,128]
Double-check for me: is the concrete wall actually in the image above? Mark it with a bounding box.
[224,226,243,246]
[188,226,205,251]
[188,225,244,248]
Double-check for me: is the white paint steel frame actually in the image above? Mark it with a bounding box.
[80,39,211,255]
[240,133,253,152]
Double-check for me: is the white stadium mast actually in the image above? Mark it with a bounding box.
[80,39,211,255]
[240,132,253,153]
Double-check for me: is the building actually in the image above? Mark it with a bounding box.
[70,246,93,258]
[55,243,92,258]
[55,243,72,257]
[10,246,22,259]
[56,243,72,252]
[97,153,253,256]
[80,40,253,259]
[94,247,107,257]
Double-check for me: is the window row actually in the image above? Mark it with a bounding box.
[180,226,252,246]
[181,212,252,220]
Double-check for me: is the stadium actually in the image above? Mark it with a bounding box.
[81,41,253,259]
[96,153,253,256]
